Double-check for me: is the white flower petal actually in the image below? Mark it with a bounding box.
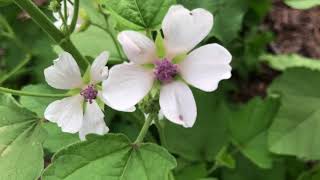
[44,52,83,90]
[79,100,109,141]
[90,51,109,84]
[53,20,63,28]
[160,81,197,128]
[180,43,232,92]
[102,63,154,111]
[162,5,213,57]
[97,91,136,112]
[44,95,84,133]
[118,31,156,64]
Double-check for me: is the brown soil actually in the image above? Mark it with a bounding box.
[266,0,320,58]
[233,0,320,102]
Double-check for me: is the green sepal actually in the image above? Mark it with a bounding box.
[82,66,91,84]
[172,53,187,64]
[155,31,166,58]
[142,63,155,69]
[96,97,105,111]
[67,88,82,96]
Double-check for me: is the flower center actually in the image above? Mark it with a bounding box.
[154,58,178,83]
[80,84,98,104]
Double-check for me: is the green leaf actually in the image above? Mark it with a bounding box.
[228,97,280,169]
[98,0,175,30]
[80,0,105,26]
[222,154,285,180]
[55,26,123,62]
[284,0,320,9]
[261,54,320,72]
[0,94,46,180]
[210,0,248,43]
[43,123,80,153]
[174,158,207,180]
[177,0,220,11]
[163,89,229,161]
[43,134,176,180]
[0,0,12,7]
[268,68,320,160]
[215,146,235,169]
[20,84,63,117]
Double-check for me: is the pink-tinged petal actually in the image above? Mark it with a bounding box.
[90,51,109,84]
[102,63,154,111]
[160,81,197,128]
[44,95,84,133]
[179,44,232,92]
[162,5,213,57]
[44,52,83,90]
[79,100,109,141]
[97,91,136,112]
[118,31,156,64]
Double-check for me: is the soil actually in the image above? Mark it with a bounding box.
[233,0,320,102]
[267,0,320,58]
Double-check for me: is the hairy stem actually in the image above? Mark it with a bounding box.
[0,87,68,98]
[13,0,89,69]
[0,54,32,84]
[154,117,168,148]
[134,114,154,144]
[69,0,79,33]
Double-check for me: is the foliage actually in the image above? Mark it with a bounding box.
[0,0,320,179]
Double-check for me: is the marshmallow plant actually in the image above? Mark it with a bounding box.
[44,52,110,140]
[52,0,83,30]
[103,5,232,128]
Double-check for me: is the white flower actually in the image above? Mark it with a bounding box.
[44,51,110,140]
[102,5,232,128]
[53,0,83,29]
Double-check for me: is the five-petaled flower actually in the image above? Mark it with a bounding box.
[44,51,110,140]
[102,5,232,128]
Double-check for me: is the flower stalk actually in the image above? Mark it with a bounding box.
[134,113,154,144]
[69,0,79,33]
[0,54,32,85]
[0,87,68,98]
[13,0,89,69]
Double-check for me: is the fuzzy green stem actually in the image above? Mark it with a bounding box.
[58,9,69,34]
[0,54,32,84]
[134,114,154,144]
[69,0,79,33]
[13,0,89,69]
[0,87,69,98]
[154,118,168,148]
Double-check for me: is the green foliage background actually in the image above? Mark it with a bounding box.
[1,0,320,179]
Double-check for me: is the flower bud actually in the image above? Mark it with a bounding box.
[49,0,60,12]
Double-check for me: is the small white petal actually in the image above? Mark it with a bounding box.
[45,95,84,133]
[162,5,213,57]
[97,91,136,112]
[90,51,109,84]
[53,20,63,28]
[102,63,154,111]
[79,100,109,141]
[118,31,156,64]
[160,81,197,128]
[44,52,83,90]
[180,44,232,92]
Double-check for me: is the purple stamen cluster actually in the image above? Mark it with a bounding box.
[80,84,98,104]
[154,59,178,83]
